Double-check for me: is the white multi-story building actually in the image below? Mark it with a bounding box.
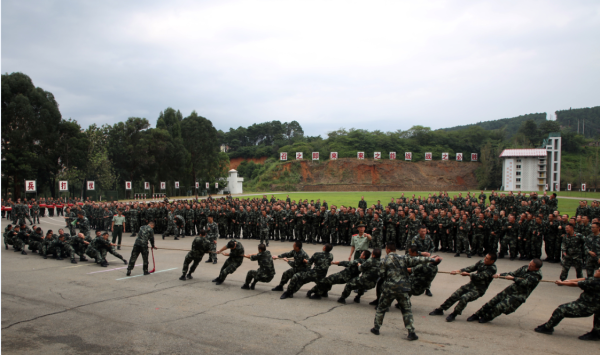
[500,133,561,192]
[544,133,562,192]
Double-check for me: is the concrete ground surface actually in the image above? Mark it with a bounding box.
[1,217,597,355]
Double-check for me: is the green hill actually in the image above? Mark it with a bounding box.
[442,113,547,138]
[556,106,600,139]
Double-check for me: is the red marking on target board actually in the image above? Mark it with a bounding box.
[330,152,338,160]
[442,153,448,161]
[374,152,381,160]
[456,153,463,161]
[312,152,319,160]
[389,152,396,160]
[471,153,478,161]
[405,152,412,160]
[280,152,287,161]
[425,152,432,161]
[357,152,364,160]
[296,152,303,160]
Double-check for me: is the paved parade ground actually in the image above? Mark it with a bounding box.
[1,216,597,355]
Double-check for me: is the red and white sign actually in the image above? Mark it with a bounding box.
[567,183,572,191]
[374,152,381,160]
[296,152,303,160]
[312,152,319,160]
[175,181,180,189]
[555,183,560,191]
[195,182,199,189]
[405,152,412,161]
[144,182,150,190]
[471,153,478,161]
[545,184,548,191]
[125,181,132,190]
[280,152,287,161]
[87,181,95,191]
[581,183,586,191]
[59,181,68,191]
[456,153,463,161]
[205,182,209,189]
[389,152,396,160]
[442,152,449,161]
[330,152,338,160]
[160,182,166,190]
[25,180,36,192]
[215,183,219,189]
[425,152,432,161]
[357,152,365,160]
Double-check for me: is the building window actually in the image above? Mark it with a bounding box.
[516,178,521,182]
[554,173,557,180]
[554,151,558,161]
[554,163,557,170]
[516,159,522,163]
[516,165,521,169]
[516,171,521,176]
[516,185,521,189]
[554,139,558,150]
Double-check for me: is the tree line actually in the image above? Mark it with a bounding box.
[2,72,228,199]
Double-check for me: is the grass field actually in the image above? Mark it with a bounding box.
[124,190,595,218]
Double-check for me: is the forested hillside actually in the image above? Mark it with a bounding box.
[442,113,547,138]
[556,106,600,139]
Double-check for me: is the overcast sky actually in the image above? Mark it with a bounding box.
[2,0,599,136]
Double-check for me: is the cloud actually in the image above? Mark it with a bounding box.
[2,0,599,136]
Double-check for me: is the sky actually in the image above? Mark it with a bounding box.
[2,0,599,137]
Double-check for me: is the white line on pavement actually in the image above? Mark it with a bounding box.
[116,267,177,280]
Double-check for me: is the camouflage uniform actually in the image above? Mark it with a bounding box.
[370,218,384,248]
[340,257,381,299]
[181,236,213,276]
[69,234,90,260]
[311,258,364,296]
[275,249,310,288]
[539,277,600,333]
[185,207,195,236]
[245,250,276,286]
[374,253,438,332]
[561,232,588,280]
[456,220,471,256]
[129,207,140,235]
[13,230,30,252]
[409,263,438,296]
[472,219,487,256]
[77,216,91,238]
[385,214,398,245]
[408,234,435,256]
[127,225,156,273]
[584,233,600,278]
[206,222,219,262]
[474,265,543,321]
[324,211,338,245]
[27,230,44,253]
[217,239,245,281]
[258,214,273,245]
[529,221,545,259]
[286,251,334,295]
[439,260,496,315]
[501,221,519,259]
